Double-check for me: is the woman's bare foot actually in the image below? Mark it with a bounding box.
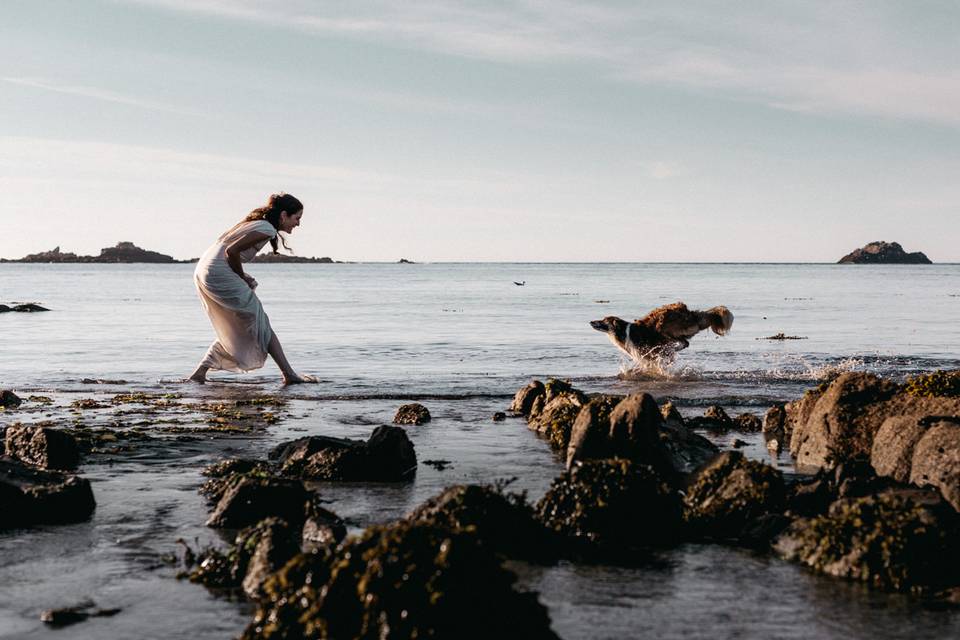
[282,373,317,385]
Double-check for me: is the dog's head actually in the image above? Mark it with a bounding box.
[590,316,627,339]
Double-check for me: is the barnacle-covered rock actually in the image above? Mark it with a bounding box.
[393,403,431,425]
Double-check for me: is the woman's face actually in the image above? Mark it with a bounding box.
[279,209,303,233]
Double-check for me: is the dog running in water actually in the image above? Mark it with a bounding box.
[590,302,734,363]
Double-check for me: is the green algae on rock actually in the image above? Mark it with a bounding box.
[903,370,960,398]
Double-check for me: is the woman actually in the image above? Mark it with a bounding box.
[189,193,314,384]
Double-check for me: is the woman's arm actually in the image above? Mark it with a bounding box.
[224,231,272,282]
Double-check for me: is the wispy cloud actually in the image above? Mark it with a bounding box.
[118,0,960,127]
[2,76,202,116]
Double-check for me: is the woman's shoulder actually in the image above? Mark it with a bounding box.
[245,219,277,237]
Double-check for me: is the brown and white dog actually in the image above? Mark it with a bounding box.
[590,302,734,362]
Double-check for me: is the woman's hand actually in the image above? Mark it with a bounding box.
[242,274,258,290]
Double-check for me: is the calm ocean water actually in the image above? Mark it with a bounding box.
[2,263,959,639]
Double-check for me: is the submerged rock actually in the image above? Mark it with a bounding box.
[775,491,960,592]
[407,484,554,563]
[682,451,785,542]
[0,457,96,528]
[393,402,431,425]
[536,458,681,553]
[4,425,80,471]
[243,520,559,640]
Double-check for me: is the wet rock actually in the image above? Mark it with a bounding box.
[683,451,785,541]
[206,476,311,529]
[909,422,960,512]
[762,404,787,443]
[785,458,895,518]
[0,457,96,528]
[789,372,899,469]
[903,370,960,398]
[199,458,276,503]
[527,384,587,451]
[4,425,80,470]
[687,405,734,431]
[509,380,545,417]
[775,491,960,592]
[660,401,684,425]
[0,390,22,408]
[241,518,302,600]
[272,426,417,481]
[870,416,930,483]
[301,506,347,549]
[657,417,720,475]
[407,484,554,563]
[40,601,120,627]
[608,392,663,453]
[566,395,621,469]
[734,413,762,432]
[393,402,431,425]
[492,411,507,422]
[536,458,681,553]
[243,520,559,640]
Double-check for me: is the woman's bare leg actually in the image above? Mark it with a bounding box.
[268,330,314,384]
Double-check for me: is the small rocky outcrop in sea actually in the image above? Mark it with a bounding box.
[5,242,183,263]
[0,390,22,408]
[4,425,81,470]
[241,519,559,640]
[0,457,96,528]
[393,402,431,425]
[837,241,932,264]
[269,425,417,481]
[0,303,50,313]
[250,253,335,263]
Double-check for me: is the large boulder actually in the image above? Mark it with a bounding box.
[0,457,96,528]
[682,451,785,542]
[242,520,559,640]
[5,425,80,470]
[406,484,553,562]
[206,476,312,529]
[870,416,930,482]
[909,422,960,512]
[527,385,587,451]
[271,426,417,481]
[775,491,960,592]
[535,458,681,553]
[566,395,621,469]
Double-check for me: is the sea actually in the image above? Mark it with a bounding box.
[1,262,959,639]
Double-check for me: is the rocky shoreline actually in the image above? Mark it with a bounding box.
[2,370,958,636]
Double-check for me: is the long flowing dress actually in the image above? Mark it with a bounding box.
[194,219,277,372]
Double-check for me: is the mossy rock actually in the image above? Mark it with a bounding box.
[536,458,681,553]
[683,451,785,541]
[243,520,559,639]
[775,492,960,592]
[903,370,960,398]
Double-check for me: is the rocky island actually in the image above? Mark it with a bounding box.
[2,243,183,264]
[838,241,932,264]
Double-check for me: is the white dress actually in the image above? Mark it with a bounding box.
[194,219,277,372]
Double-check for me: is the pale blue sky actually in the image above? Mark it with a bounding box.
[2,0,958,261]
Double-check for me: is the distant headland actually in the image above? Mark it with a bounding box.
[0,242,340,264]
[838,241,932,264]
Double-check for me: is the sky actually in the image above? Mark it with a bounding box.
[1,0,958,262]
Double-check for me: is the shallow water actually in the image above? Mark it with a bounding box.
[1,263,959,639]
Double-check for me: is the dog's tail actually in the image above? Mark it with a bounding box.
[704,306,734,335]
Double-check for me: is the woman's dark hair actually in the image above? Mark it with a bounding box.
[242,193,303,253]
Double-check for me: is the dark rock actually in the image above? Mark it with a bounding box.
[0,457,96,528]
[243,520,559,640]
[683,451,785,541]
[527,384,587,451]
[4,425,80,470]
[838,241,932,264]
[657,416,720,475]
[687,405,734,431]
[608,393,663,452]
[510,381,541,417]
[492,411,507,422]
[408,484,554,562]
[785,457,895,518]
[302,506,347,549]
[909,422,960,512]
[12,303,50,312]
[242,518,302,600]
[762,404,787,448]
[206,476,311,529]
[660,401,684,425]
[566,394,621,469]
[775,491,960,592]
[199,458,276,503]
[272,426,417,481]
[734,413,762,432]
[250,253,334,263]
[393,402,431,425]
[1,390,22,408]
[40,601,120,627]
[536,458,681,553]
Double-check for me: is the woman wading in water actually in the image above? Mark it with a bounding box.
[189,193,315,385]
